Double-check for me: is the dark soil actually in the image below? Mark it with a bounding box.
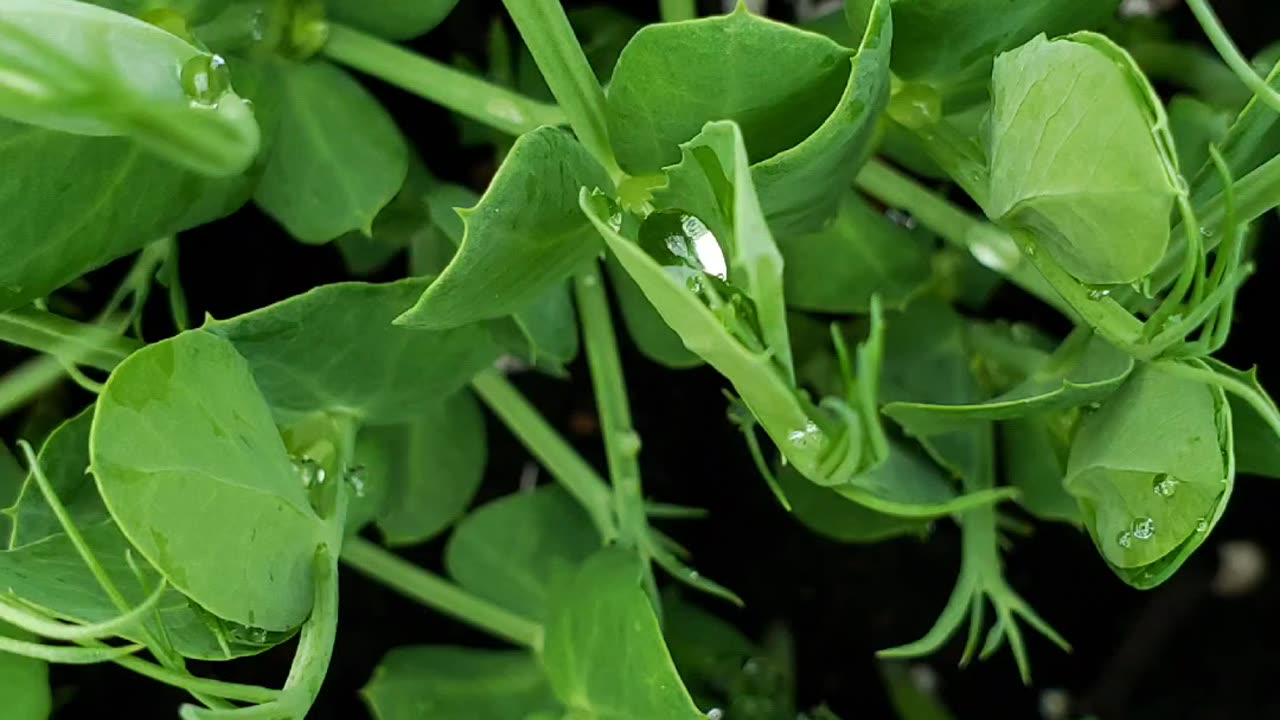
[32,1,1280,718]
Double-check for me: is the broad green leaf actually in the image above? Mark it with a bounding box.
[1065,362,1232,588]
[0,519,271,660]
[606,6,853,174]
[396,127,611,330]
[884,333,1133,436]
[0,0,260,176]
[776,463,928,543]
[752,0,891,235]
[91,331,329,630]
[1001,415,1080,524]
[327,0,459,41]
[0,118,250,312]
[6,407,108,548]
[986,33,1180,285]
[445,486,597,623]
[653,120,793,378]
[362,645,560,720]
[542,546,704,719]
[253,60,408,243]
[205,278,501,425]
[360,390,487,546]
[845,0,1119,83]
[1205,361,1280,479]
[781,191,932,314]
[335,157,434,276]
[0,620,51,720]
[605,251,702,369]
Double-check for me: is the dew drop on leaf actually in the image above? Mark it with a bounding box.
[180,54,229,106]
[1152,474,1178,497]
[1116,531,1133,549]
[786,421,822,449]
[1086,287,1111,301]
[1131,517,1156,540]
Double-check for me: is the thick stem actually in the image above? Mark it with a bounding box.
[0,356,66,417]
[339,536,544,651]
[470,369,617,540]
[322,23,564,137]
[0,308,140,372]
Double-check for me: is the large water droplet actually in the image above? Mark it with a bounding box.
[787,421,822,450]
[180,54,229,106]
[1131,517,1156,540]
[706,710,724,720]
[1152,474,1178,497]
[638,210,727,280]
[292,456,322,488]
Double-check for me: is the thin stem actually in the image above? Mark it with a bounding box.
[0,355,66,417]
[470,368,618,540]
[339,536,544,651]
[855,159,1069,314]
[1187,0,1280,114]
[659,0,697,22]
[0,308,140,372]
[1125,40,1250,108]
[501,0,622,180]
[322,23,564,137]
[572,268,655,601]
[111,655,284,704]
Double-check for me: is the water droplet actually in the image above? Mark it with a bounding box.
[685,568,700,581]
[249,627,268,643]
[1131,517,1156,540]
[787,421,822,449]
[250,9,267,41]
[180,54,230,106]
[292,457,321,488]
[1196,517,1209,533]
[1087,287,1111,301]
[345,465,367,498]
[1117,531,1133,549]
[1200,226,1214,238]
[885,208,917,229]
[742,658,760,675]
[706,709,724,720]
[1024,243,1038,257]
[1152,474,1178,497]
[485,99,526,127]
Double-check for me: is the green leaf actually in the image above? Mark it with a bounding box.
[362,645,560,720]
[0,620,51,720]
[445,486,598,623]
[606,6,853,174]
[6,407,108,548]
[542,546,705,719]
[1065,362,1232,588]
[327,0,460,42]
[884,333,1133,436]
[335,157,434,276]
[1205,361,1280,479]
[396,127,612,330]
[359,390,487,546]
[1168,95,1232,179]
[845,0,1118,83]
[986,33,1180,285]
[253,60,408,243]
[781,191,932,314]
[205,278,501,425]
[1001,415,1081,524]
[91,330,329,630]
[776,462,929,543]
[0,118,251,312]
[0,0,260,176]
[752,0,892,235]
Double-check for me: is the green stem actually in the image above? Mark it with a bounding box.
[1158,361,1280,440]
[339,536,544,651]
[0,308,140,372]
[470,369,617,540]
[1187,0,1280,114]
[659,0,697,22]
[0,356,66,417]
[572,268,653,592]
[111,655,284,704]
[855,159,1068,314]
[501,0,622,180]
[322,23,565,137]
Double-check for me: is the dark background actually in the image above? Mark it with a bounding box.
[21,1,1280,718]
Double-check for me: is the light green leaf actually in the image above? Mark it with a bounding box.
[327,0,460,41]
[752,0,892,235]
[781,191,932,314]
[205,278,501,425]
[362,645,560,720]
[91,330,329,630]
[846,0,1118,83]
[396,127,611,330]
[254,60,407,243]
[986,33,1180,285]
[884,333,1133,436]
[6,407,108,548]
[1065,362,1232,588]
[0,620,51,720]
[606,6,853,174]
[360,390,487,546]
[1001,415,1080,525]
[0,0,260,176]
[776,462,929,543]
[542,546,705,719]
[445,486,598,623]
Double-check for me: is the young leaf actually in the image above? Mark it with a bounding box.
[362,645,560,720]
[781,191,932,314]
[204,279,501,425]
[1065,362,1232,588]
[0,620,51,720]
[445,486,598,623]
[91,330,330,630]
[986,33,1181,285]
[253,60,409,243]
[845,0,1118,83]
[327,0,461,42]
[6,407,108,548]
[396,127,612,330]
[541,546,706,719]
[359,390,488,547]
[776,462,930,543]
[0,0,260,176]
[606,6,853,174]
